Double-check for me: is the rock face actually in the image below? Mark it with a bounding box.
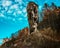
[27,2,39,33]
[1,27,60,48]
[21,28,60,48]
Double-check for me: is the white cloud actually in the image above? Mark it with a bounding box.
[5,7,8,11]
[0,13,5,17]
[22,8,26,13]
[10,4,18,9]
[7,10,12,13]
[2,1,12,7]
[18,18,22,20]
[13,12,16,16]
[17,10,22,14]
[19,6,23,9]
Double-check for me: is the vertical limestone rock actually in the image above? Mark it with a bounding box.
[27,2,38,33]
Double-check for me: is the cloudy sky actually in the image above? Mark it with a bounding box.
[0,0,60,45]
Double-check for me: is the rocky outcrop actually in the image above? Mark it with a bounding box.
[1,27,60,48]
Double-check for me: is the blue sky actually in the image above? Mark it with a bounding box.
[0,0,60,45]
